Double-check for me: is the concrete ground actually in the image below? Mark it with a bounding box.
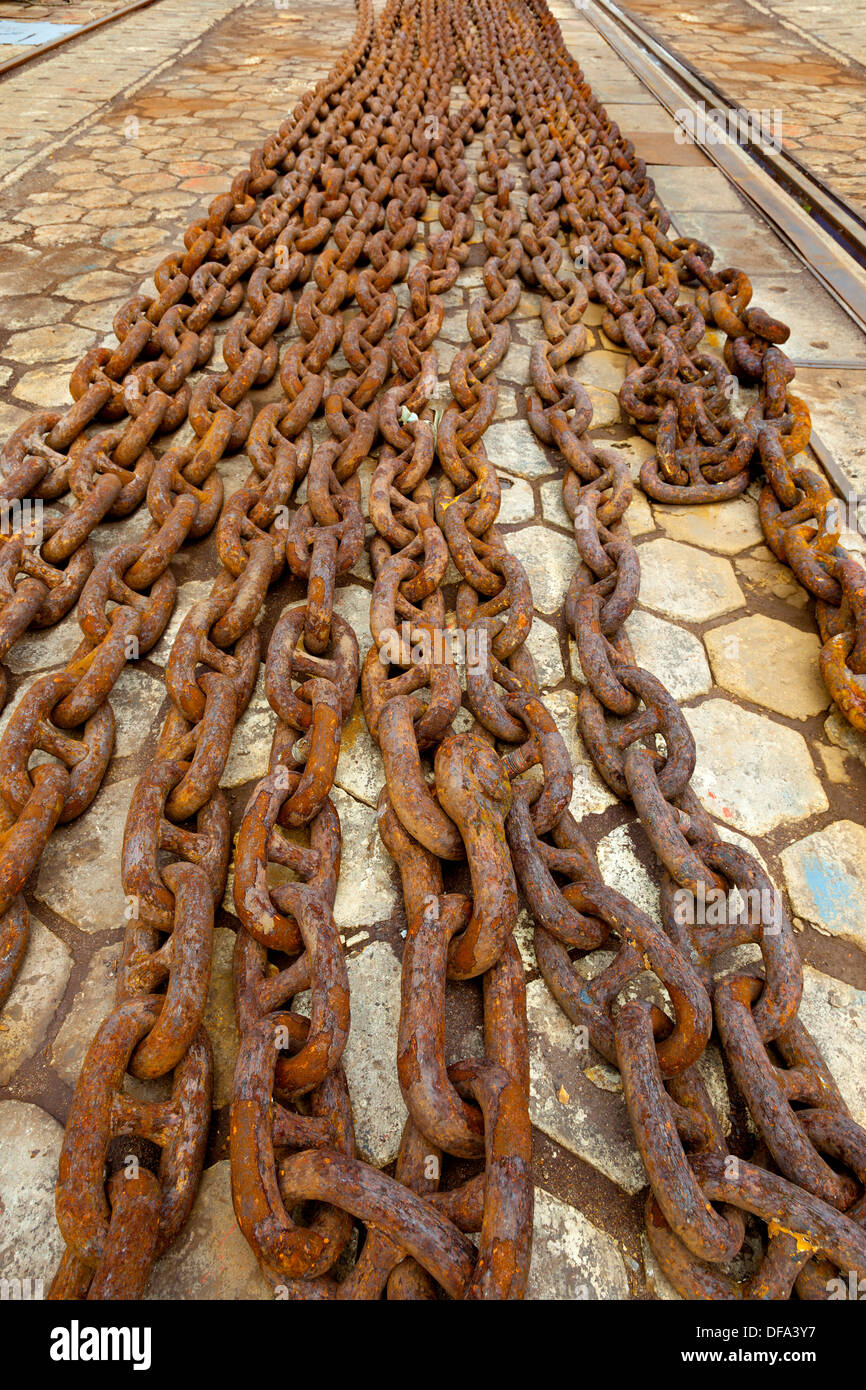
[0,0,865,1300]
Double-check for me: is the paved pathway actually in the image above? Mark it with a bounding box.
[0,1,135,63]
[1,0,865,1301]
[620,0,866,215]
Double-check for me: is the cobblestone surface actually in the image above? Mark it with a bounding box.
[0,0,865,1301]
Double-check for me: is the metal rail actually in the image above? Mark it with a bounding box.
[579,0,866,333]
[0,0,161,80]
[577,0,866,514]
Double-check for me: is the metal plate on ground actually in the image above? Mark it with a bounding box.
[0,21,79,47]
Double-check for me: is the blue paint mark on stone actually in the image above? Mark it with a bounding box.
[801,853,857,931]
[0,20,79,46]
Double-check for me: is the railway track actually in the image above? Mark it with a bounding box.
[0,0,162,80]
[576,0,866,507]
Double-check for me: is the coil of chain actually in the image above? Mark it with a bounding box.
[489,0,866,1300]
[4,0,865,1304]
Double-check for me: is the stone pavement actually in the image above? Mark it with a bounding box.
[618,0,866,216]
[1,0,866,1301]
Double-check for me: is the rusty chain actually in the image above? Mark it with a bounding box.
[230,0,453,1294]
[0,0,375,709]
[1,0,865,1301]
[46,0,387,1294]
[493,0,866,1298]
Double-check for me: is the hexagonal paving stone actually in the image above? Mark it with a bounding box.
[781,821,866,955]
[641,1234,681,1300]
[111,668,166,758]
[637,538,745,622]
[89,504,152,561]
[524,615,565,690]
[606,434,656,478]
[5,610,83,673]
[1,297,68,331]
[222,669,271,789]
[296,940,405,1167]
[0,401,31,439]
[573,348,627,393]
[527,1187,630,1299]
[540,479,570,529]
[816,740,851,786]
[526,978,646,1194]
[704,614,829,719]
[5,322,95,363]
[100,225,167,254]
[506,526,578,613]
[511,903,537,975]
[583,386,622,428]
[55,270,134,302]
[15,203,85,229]
[686,700,827,836]
[626,608,712,701]
[149,581,212,666]
[12,363,80,408]
[498,475,535,523]
[51,942,122,1086]
[493,387,519,422]
[35,779,135,934]
[798,965,866,1125]
[500,336,538,385]
[0,1102,65,1291]
[824,710,866,769]
[625,488,655,537]
[655,497,764,554]
[0,917,72,1084]
[0,246,53,298]
[334,582,374,662]
[597,823,661,925]
[544,689,618,816]
[484,420,555,478]
[735,547,809,610]
[330,787,398,929]
[145,1162,269,1300]
[334,697,384,807]
[569,608,712,702]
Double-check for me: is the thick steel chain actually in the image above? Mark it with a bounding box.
[0,2,387,1011]
[533,3,866,732]
[356,0,537,1299]
[229,0,451,1294]
[0,1,376,707]
[493,0,866,1298]
[45,0,398,1295]
[2,0,865,1302]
